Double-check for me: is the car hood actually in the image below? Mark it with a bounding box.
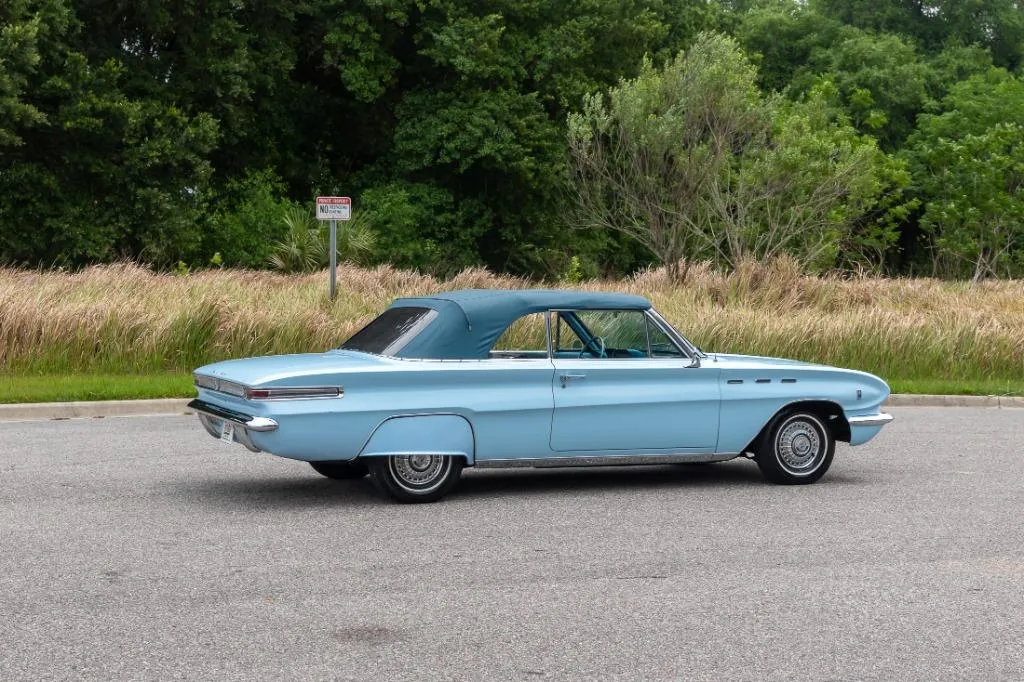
[709,352,890,397]
[194,350,387,387]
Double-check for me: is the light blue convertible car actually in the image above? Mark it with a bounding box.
[189,289,893,503]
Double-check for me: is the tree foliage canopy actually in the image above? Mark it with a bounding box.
[568,34,898,278]
[1,0,1023,278]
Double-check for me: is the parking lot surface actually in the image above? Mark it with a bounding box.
[1,406,1022,680]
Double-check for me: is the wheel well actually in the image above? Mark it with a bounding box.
[744,400,851,454]
[358,414,476,464]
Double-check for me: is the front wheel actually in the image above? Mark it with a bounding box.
[367,455,463,503]
[309,460,368,480]
[756,412,835,485]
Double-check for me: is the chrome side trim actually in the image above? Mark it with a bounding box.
[187,399,279,432]
[848,413,895,427]
[473,453,740,468]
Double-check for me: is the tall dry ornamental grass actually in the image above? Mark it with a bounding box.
[1,260,1022,383]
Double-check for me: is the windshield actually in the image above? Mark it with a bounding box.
[340,307,437,355]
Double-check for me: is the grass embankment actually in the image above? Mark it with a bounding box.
[0,373,193,403]
[1,260,1022,402]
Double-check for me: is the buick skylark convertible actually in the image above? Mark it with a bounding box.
[189,289,893,503]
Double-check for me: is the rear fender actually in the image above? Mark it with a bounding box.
[358,414,476,465]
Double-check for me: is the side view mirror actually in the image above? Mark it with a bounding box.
[686,355,701,369]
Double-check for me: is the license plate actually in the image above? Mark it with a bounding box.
[220,422,235,444]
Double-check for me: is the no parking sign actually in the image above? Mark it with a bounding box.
[315,196,352,300]
[315,196,351,221]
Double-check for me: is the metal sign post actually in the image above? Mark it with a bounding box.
[329,220,337,300]
[315,196,351,300]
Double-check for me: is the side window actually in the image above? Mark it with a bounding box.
[556,310,649,359]
[490,313,548,358]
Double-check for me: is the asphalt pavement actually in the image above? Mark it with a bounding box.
[1,407,1022,681]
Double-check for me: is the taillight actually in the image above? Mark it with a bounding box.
[244,387,342,400]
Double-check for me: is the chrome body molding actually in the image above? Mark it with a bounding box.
[187,399,279,432]
[473,453,740,469]
[848,413,895,427]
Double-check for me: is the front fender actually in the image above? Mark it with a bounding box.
[358,414,476,464]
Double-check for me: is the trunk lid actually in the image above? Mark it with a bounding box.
[194,350,387,388]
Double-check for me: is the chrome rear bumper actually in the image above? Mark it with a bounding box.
[848,413,895,427]
[188,399,277,453]
[187,399,278,432]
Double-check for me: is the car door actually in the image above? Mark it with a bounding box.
[466,312,557,462]
[549,310,720,452]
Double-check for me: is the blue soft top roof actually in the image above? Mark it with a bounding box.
[389,288,651,359]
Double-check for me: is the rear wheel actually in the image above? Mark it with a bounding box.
[367,454,463,503]
[309,460,368,480]
[756,411,834,485]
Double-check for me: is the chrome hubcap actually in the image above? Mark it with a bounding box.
[777,419,823,473]
[389,455,451,493]
[408,455,433,472]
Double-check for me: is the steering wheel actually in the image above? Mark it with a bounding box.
[579,335,606,358]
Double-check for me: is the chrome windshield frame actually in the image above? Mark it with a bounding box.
[645,308,702,361]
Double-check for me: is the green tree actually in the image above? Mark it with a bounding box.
[737,0,844,93]
[568,33,896,277]
[791,30,936,150]
[377,0,712,276]
[0,1,219,266]
[812,0,1024,70]
[358,182,487,275]
[568,33,768,279]
[203,170,293,269]
[905,69,1024,279]
[0,0,54,146]
[705,86,903,270]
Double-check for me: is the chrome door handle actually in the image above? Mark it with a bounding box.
[559,373,587,381]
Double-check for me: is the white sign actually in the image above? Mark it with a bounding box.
[316,196,351,221]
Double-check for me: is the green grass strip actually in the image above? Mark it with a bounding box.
[0,373,196,404]
[887,378,1024,397]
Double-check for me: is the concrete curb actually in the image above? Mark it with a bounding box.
[0,394,1021,423]
[885,394,1024,408]
[0,398,194,422]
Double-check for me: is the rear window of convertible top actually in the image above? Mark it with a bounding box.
[340,306,433,355]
